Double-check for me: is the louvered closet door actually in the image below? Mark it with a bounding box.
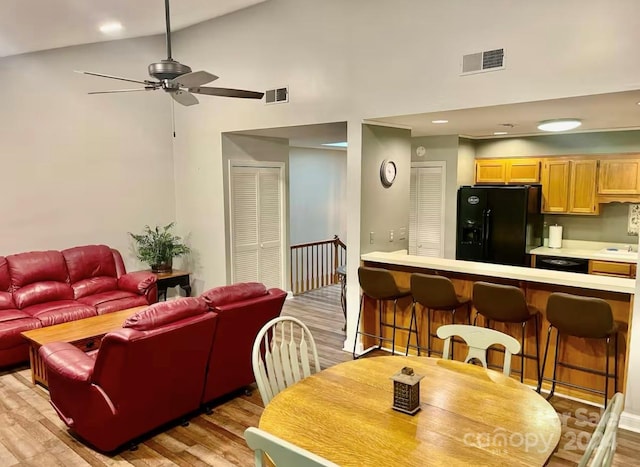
[409,164,445,257]
[230,166,283,289]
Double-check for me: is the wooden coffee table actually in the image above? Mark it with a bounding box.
[21,306,146,388]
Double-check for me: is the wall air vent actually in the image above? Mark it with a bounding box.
[461,48,505,75]
[265,86,289,104]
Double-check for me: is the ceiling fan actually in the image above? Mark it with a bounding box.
[76,0,264,106]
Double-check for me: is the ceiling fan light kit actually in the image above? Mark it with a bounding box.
[78,0,264,106]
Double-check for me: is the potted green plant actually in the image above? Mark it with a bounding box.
[129,222,190,273]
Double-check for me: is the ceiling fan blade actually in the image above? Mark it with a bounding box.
[75,70,156,86]
[171,90,199,106]
[171,71,218,88]
[189,86,265,100]
[88,87,156,94]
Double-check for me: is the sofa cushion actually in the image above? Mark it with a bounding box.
[201,282,267,307]
[7,251,73,308]
[124,297,209,331]
[78,291,147,315]
[62,245,118,284]
[0,311,41,350]
[7,251,69,288]
[22,301,96,327]
[71,277,118,300]
[0,257,10,291]
[0,292,15,310]
[0,258,15,311]
[13,281,74,309]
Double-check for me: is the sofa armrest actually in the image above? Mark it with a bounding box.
[39,342,94,383]
[118,271,157,295]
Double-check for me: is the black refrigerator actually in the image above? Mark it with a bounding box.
[456,185,543,266]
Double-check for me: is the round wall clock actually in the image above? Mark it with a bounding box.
[416,146,427,157]
[380,159,397,187]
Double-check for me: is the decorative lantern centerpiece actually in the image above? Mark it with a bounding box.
[390,366,424,415]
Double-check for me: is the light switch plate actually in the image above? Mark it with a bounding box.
[370,232,375,244]
[389,230,394,242]
[399,227,407,240]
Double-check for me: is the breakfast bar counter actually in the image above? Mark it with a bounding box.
[359,251,635,403]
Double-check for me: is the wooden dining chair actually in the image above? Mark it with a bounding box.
[578,392,624,467]
[244,427,338,467]
[437,324,521,376]
[252,316,321,406]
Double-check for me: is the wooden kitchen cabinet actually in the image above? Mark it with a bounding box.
[541,159,598,215]
[507,159,540,183]
[475,158,540,184]
[598,159,640,195]
[568,159,599,214]
[541,160,570,213]
[475,159,506,183]
[589,260,636,278]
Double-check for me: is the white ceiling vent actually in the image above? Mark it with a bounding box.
[265,86,289,104]
[461,48,505,75]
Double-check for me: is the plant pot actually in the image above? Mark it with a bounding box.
[151,259,173,273]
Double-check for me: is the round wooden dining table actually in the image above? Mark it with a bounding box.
[259,356,561,466]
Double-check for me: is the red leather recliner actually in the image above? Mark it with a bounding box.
[40,297,217,452]
[200,282,287,403]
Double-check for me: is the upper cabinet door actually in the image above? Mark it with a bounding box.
[475,159,506,184]
[568,159,599,215]
[598,159,640,195]
[541,160,570,213]
[506,159,540,183]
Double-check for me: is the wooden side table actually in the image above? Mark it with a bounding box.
[153,269,191,301]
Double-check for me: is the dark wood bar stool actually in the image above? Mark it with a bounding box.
[353,266,412,359]
[540,292,618,408]
[472,281,541,384]
[406,273,471,357]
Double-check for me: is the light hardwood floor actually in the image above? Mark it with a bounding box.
[0,285,637,466]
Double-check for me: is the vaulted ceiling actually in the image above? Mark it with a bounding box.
[0,0,267,57]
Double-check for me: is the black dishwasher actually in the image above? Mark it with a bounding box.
[534,256,589,274]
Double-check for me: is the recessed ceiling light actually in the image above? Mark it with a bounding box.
[431,119,449,124]
[493,131,508,135]
[322,141,348,148]
[537,119,582,132]
[99,22,123,34]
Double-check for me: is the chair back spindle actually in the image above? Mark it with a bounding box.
[253,316,321,405]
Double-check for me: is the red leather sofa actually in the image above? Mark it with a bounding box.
[200,282,288,403]
[0,245,157,367]
[40,283,287,452]
[40,297,217,452]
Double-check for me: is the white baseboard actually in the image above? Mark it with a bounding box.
[620,411,640,433]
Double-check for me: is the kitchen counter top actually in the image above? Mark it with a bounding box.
[361,250,636,294]
[530,239,639,264]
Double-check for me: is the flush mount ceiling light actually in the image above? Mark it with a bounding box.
[537,118,582,132]
[431,119,449,124]
[322,141,348,148]
[99,21,123,34]
[493,131,508,135]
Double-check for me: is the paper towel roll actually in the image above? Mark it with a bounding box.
[548,225,563,249]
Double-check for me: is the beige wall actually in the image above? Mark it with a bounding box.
[361,124,411,254]
[0,36,174,269]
